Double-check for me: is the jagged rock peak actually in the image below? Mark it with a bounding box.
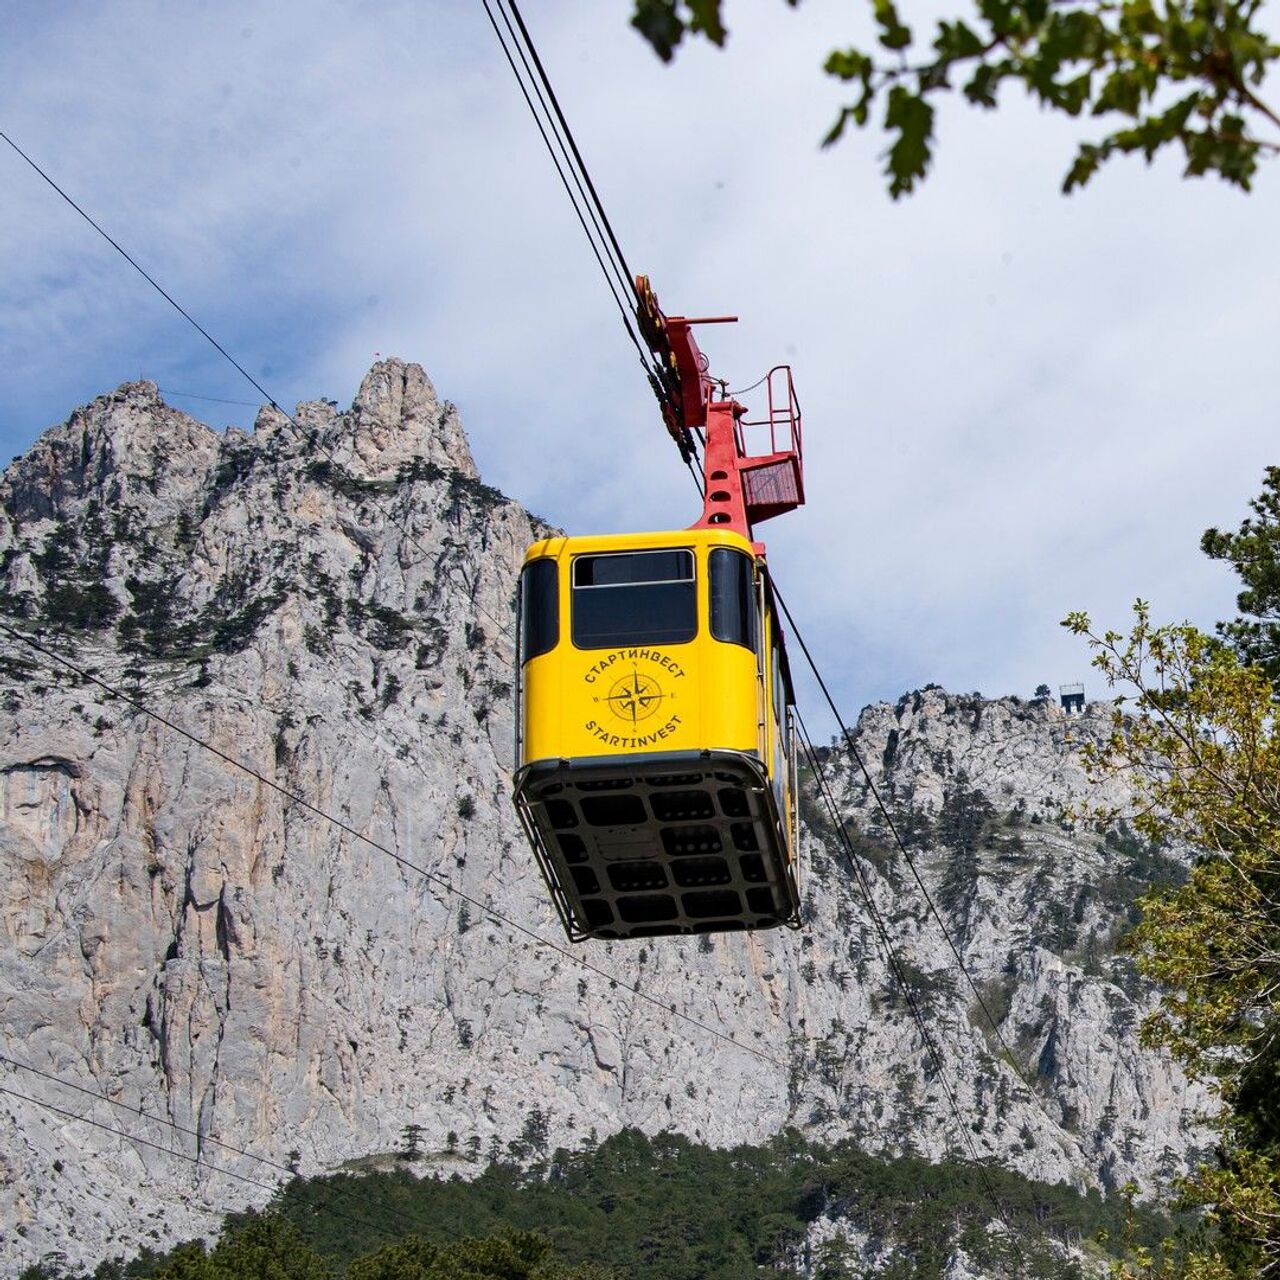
[338,358,477,482]
[1,360,478,526]
[1,380,219,524]
[849,685,1128,818]
[0,366,1209,1272]
[241,358,477,480]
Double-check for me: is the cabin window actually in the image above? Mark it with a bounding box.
[520,559,559,663]
[571,549,696,648]
[709,548,756,651]
[771,632,786,727]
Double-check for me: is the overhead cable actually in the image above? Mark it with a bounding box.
[1,131,278,413]
[504,0,640,296]
[770,577,1050,1101]
[476,0,679,423]
[0,1081,278,1197]
[158,388,264,408]
[0,1055,448,1243]
[0,1052,294,1178]
[490,1,634,306]
[478,0,638,332]
[0,620,786,1072]
[793,712,1022,1253]
[0,128,511,648]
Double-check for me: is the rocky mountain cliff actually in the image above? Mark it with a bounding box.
[0,363,1209,1273]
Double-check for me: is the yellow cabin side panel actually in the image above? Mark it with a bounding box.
[520,530,761,766]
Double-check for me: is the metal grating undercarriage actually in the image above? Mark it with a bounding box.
[514,750,801,942]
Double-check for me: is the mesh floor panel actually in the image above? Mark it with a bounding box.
[514,750,800,942]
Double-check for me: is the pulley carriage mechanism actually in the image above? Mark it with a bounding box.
[513,278,806,942]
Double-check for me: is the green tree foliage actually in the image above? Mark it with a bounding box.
[150,1215,332,1279]
[399,1124,425,1162]
[1202,465,1280,681]
[1063,602,1280,1276]
[78,1129,1170,1280]
[347,1231,614,1280]
[630,0,1280,196]
[34,509,121,631]
[936,774,995,933]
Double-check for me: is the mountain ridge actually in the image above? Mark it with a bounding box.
[0,361,1208,1273]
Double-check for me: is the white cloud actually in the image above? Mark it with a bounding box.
[1,0,1276,720]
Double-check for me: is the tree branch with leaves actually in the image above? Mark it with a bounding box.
[1063,603,1280,1276]
[631,0,1280,196]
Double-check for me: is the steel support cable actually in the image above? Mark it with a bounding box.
[504,0,638,293]
[0,131,276,413]
[479,0,685,474]
[0,1081,279,1198]
[769,578,1049,1102]
[5,1058,651,1278]
[476,0,681,430]
[490,0,634,308]
[792,714,1021,1251]
[498,0,683,422]
[158,388,263,407]
[0,129,512,648]
[0,1057,460,1244]
[0,621,786,1072]
[477,0,656,385]
[492,0,679,431]
[683,452,706,500]
[0,1053,296,1179]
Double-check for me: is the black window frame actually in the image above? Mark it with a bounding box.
[570,548,697,650]
[519,558,559,665]
[709,547,757,653]
[771,633,785,727]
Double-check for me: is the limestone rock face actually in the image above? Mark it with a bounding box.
[0,364,1209,1272]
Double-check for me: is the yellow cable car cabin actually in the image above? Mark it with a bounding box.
[512,277,807,942]
[513,528,800,941]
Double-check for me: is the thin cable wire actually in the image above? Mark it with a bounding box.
[0,1056,460,1244]
[504,0,639,293]
[0,1053,294,1176]
[492,0,633,306]
[500,0,692,435]
[0,1082,279,1197]
[794,715,993,1148]
[794,713,1023,1252]
[494,0,681,434]
[477,0,656,389]
[4,632,1019,1268]
[1,131,283,412]
[0,128,512,648]
[479,0,635,326]
[771,576,1047,1099]
[0,620,784,1071]
[477,0,680,430]
[7,621,996,1260]
[159,388,263,407]
[683,452,705,499]
[726,373,770,398]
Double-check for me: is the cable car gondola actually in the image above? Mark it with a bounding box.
[513,280,806,942]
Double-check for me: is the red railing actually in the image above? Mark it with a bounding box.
[739,366,802,462]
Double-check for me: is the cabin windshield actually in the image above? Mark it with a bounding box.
[572,549,696,648]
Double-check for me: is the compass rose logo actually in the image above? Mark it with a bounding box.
[599,666,665,725]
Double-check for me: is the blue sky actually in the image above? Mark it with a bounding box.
[3,0,1279,725]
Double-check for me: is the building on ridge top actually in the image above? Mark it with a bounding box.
[1060,682,1085,715]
